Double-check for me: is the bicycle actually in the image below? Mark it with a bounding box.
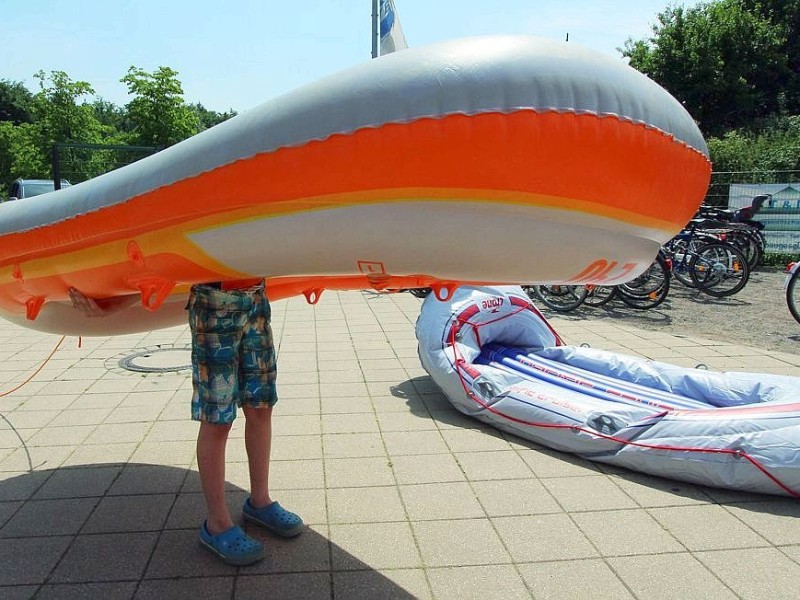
[527,252,671,311]
[786,262,800,324]
[694,197,769,269]
[524,284,588,312]
[663,223,750,297]
[615,251,671,309]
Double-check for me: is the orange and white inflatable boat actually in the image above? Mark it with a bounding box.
[0,36,711,335]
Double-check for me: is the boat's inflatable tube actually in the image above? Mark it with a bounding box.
[0,36,711,335]
[416,286,800,497]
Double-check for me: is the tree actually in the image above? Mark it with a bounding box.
[189,102,237,131]
[740,0,800,114]
[31,70,108,144]
[121,66,200,147]
[0,79,34,125]
[0,122,50,191]
[708,114,800,172]
[623,0,786,137]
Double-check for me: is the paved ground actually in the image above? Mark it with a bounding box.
[0,290,799,599]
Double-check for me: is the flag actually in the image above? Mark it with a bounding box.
[379,0,408,55]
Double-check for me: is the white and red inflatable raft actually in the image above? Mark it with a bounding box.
[416,286,800,497]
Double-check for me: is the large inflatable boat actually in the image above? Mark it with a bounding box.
[0,35,710,335]
[416,286,800,497]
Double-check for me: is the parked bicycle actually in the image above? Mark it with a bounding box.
[786,262,800,324]
[662,221,750,297]
[525,251,671,311]
[693,195,769,269]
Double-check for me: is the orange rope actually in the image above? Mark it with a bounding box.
[0,335,66,398]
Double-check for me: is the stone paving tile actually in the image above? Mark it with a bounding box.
[50,531,159,583]
[135,577,234,600]
[332,569,431,600]
[697,547,800,600]
[455,450,533,481]
[608,553,740,600]
[330,521,422,570]
[82,494,174,534]
[472,478,562,517]
[324,456,395,488]
[399,482,485,521]
[0,535,72,585]
[649,504,772,551]
[327,486,406,523]
[36,581,139,600]
[412,518,511,567]
[427,564,531,600]
[572,508,686,556]
[541,475,639,512]
[237,572,332,600]
[493,513,599,562]
[390,453,466,485]
[518,559,635,599]
[322,432,386,459]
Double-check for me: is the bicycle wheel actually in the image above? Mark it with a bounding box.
[725,228,762,269]
[582,285,617,307]
[786,266,800,324]
[667,238,701,288]
[530,285,588,312]
[689,242,750,297]
[617,254,671,309]
[408,288,431,298]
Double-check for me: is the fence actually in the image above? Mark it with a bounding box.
[706,170,800,257]
[51,142,158,187]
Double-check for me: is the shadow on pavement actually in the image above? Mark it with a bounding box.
[0,463,422,599]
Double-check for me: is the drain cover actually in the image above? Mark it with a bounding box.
[118,346,192,373]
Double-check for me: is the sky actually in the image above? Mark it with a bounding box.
[4,0,703,114]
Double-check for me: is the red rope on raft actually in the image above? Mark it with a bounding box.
[447,310,800,499]
[0,335,66,398]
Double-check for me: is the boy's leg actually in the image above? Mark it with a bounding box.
[242,405,273,507]
[197,420,234,533]
[241,404,304,537]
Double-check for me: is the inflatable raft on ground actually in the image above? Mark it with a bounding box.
[416,286,800,497]
[0,35,710,336]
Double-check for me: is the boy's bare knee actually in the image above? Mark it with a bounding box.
[199,420,233,440]
[243,405,273,421]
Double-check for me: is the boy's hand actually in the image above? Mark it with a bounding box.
[69,287,107,317]
[68,288,139,317]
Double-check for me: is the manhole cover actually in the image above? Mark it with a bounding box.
[118,346,192,373]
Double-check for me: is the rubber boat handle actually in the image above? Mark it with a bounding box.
[431,282,458,302]
[131,277,175,312]
[25,296,45,321]
[303,288,324,305]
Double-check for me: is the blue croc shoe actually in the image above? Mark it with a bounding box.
[243,499,304,537]
[199,522,265,566]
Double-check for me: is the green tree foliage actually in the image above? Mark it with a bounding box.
[0,122,50,183]
[740,0,800,114]
[92,99,133,142]
[0,65,235,193]
[623,0,786,137]
[190,102,238,131]
[708,115,800,172]
[0,79,34,124]
[121,66,200,147]
[31,70,109,144]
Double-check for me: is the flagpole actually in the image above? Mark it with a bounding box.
[371,0,379,58]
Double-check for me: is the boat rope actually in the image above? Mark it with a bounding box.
[0,335,66,472]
